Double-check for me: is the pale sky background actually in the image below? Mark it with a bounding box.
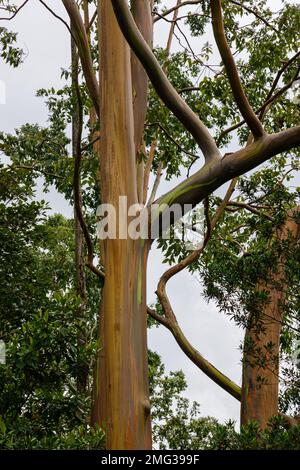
[1,0,291,425]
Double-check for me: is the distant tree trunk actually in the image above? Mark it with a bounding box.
[90,1,152,450]
[241,207,300,428]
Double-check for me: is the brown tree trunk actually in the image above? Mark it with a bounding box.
[91,1,152,450]
[241,208,300,428]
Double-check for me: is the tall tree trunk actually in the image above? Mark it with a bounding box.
[241,207,300,428]
[91,1,152,450]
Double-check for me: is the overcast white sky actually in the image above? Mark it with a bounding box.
[0,0,256,424]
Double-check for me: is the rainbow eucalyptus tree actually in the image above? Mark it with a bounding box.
[53,0,300,448]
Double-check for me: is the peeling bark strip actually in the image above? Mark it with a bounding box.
[241,207,300,429]
[91,1,152,450]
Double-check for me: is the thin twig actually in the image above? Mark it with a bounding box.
[39,0,75,40]
[0,0,29,20]
[146,122,198,159]
[229,0,278,34]
[153,0,201,23]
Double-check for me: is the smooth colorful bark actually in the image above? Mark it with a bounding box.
[91,1,152,450]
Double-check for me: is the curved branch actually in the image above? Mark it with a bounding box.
[148,305,242,400]
[147,306,170,328]
[62,0,99,117]
[211,0,264,139]
[150,179,241,401]
[111,0,221,163]
[158,177,236,285]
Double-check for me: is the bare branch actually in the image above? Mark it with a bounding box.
[87,9,97,31]
[264,52,300,107]
[6,164,64,180]
[211,0,265,139]
[165,0,181,54]
[39,1,75,40]
[147,306,170,328]
[179,86,202,93]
